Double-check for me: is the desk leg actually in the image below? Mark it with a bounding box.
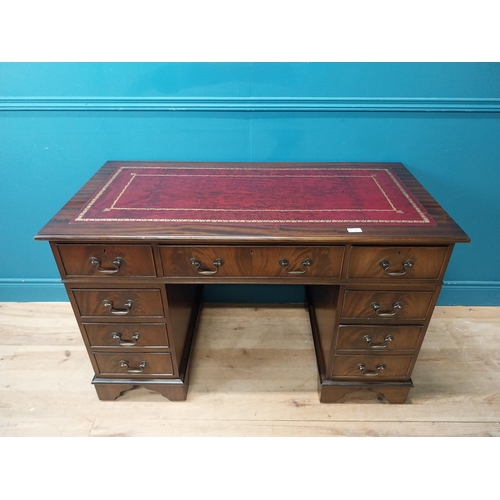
[92,379,190,401]
[319,380,413,404]
[94,382,135,401]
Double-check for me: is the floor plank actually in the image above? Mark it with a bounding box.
[1,302,499,437]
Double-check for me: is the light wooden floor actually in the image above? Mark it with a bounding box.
[1,302,499,437]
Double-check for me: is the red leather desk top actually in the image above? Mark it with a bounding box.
[71,165,435,227]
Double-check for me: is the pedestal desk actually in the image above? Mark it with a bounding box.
[35,162,469,403]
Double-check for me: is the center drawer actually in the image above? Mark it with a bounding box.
[71,288,165,318]
[159,245,344,278]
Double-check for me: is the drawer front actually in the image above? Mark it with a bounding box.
[72,289,165,318]
[160,246,252,277]
[57,244,156,277]
[160,245,344,278]
[347,246,448,280]
[251,246,344,278]
[332,354,413,379]
[83,323,169,348]
[341,290,435,321]
[336,325,424,352]
[93,352,174,377]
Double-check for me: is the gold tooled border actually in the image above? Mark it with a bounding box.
[73,166,433,224]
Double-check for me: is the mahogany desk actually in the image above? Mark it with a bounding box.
[36,162,469,403]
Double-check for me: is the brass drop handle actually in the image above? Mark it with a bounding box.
[190,257,224,275]
[279,257,313,275]
[112,332,140,346]
[363,334,394,349]
[357,363,386,376]
[90,256,124,274]
[102,299,133,315]
[119,360,146,373]
[371,301,403,317]
[379,259,414,277]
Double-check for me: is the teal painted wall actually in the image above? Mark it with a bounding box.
[1,63,499,304]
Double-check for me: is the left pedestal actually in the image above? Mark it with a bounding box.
[52,241,203,402]
[64,281,203,401]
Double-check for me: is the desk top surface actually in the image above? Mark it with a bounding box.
[36,162,469,244]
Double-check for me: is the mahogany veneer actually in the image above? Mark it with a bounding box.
[36,162,469,403]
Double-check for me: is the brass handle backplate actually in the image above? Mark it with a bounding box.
[112,332,140,346]
[357,363,386,376]
[190,257,224,275]
[103,299,133,315]
[119,360,146,373]
[90,256,124,274]
[379,259,414,277]
[363,334,394,349]
[279,257,313,275]
[371,301,403,317]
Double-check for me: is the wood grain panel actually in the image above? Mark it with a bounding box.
[2,303,500,437]
[347,246,449,279]
[83,323,169,348]
[160,246,252,277]
[332,354,414,379]
[251,246,344,277]
[341,290,436,321]
[72,289,164,318]
[92,352,174,376]
[57,243,156,277]
[336,325,424,352]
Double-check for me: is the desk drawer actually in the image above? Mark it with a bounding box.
[251,246,344,278]
[92,352,174,377]
[341,290,435,321]
[83,323,169,348]
[72,289,165,318]
[160,246,251,277]
[347,246,448,280]
[57,244,156,277]
[336,325,424,352]
[332,354,413,379]
[159,245,343,278]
